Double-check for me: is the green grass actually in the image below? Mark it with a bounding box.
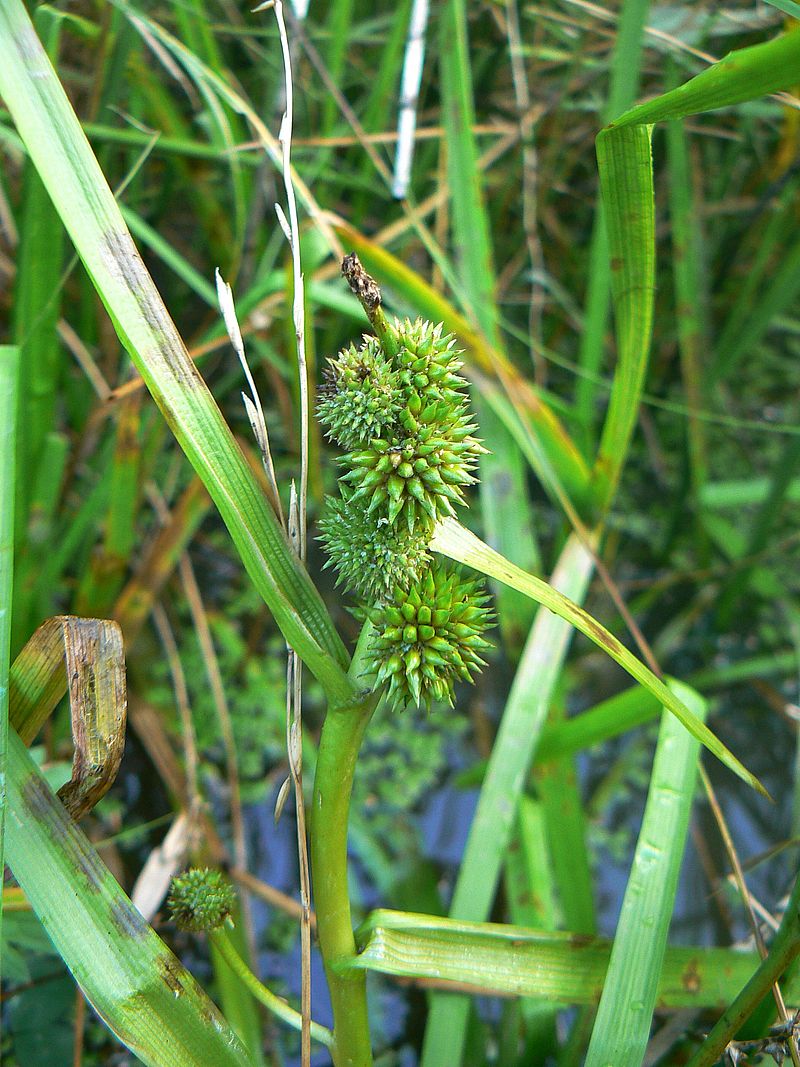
[2,2,800,1066]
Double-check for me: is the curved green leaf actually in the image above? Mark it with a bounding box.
[6,728,253,1067]
[431,517,767,797]
[348,909,760,1008]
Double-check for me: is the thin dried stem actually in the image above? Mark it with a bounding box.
[262,4,312,1060]
[215,268,286,529]
[177,553,257,968]
[271,1,308,559]
[72,988,86,1067]
[152,602,201,819]
[700,765,799,1064]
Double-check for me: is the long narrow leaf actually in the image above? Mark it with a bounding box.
[348,910,759,1008]
[0,345,20,960]
[5,728,253,1067]
[591,123,655,511]
[431,517,766,796]
[575,0,650,450]
[585,683,707,1066]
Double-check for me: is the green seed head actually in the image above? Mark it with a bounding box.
[167,868,236,933]
[392,318,467,405]
[321,264,493,711]
[321,318,484,532]
[368,564,494,710]
[339,414,483,533]
[317,337,403,450]
[318,492,431,602]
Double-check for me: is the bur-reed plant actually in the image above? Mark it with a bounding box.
[3,3,800,1067]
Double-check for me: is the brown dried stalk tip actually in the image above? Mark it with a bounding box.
[342,253,382,312]
[341,253,398,357]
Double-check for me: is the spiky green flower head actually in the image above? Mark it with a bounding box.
[319,492,431,603]
[317,336,403,450]
[369,563,494,710]
[391,318,469,410]
[167,868,236,933]
[320,316,486,535]
[338,318,485,533]
[339,411,484,535]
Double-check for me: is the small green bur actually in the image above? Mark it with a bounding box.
[167,868,236,933]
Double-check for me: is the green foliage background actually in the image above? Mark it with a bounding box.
[3,1,800,1064]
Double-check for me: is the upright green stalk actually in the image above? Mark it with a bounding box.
[310,629,380,1067]
[311,699,376,1066]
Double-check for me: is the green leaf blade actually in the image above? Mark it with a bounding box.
[585,683,708,1066]
[349,910,760,1008]
[6,728,253,1067]
[431,518,768,797]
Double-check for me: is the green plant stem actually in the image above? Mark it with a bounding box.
[310,624,380,1067]
[685,871,800,1067]
[208,927,333,1050]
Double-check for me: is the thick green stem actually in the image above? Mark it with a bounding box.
[311,626,379,1067]
[311,699,376,1066]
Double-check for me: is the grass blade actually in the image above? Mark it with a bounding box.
[431,517,767,796]
[591,122,655,511]
[608,29,800,125]
[665,73,709,507]
[575,0,650,451]
[585,682,707,1066]
[6,728,253,1066]
[349,910,760,1008]
[536,704,597,938]
[0,345,20,961]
